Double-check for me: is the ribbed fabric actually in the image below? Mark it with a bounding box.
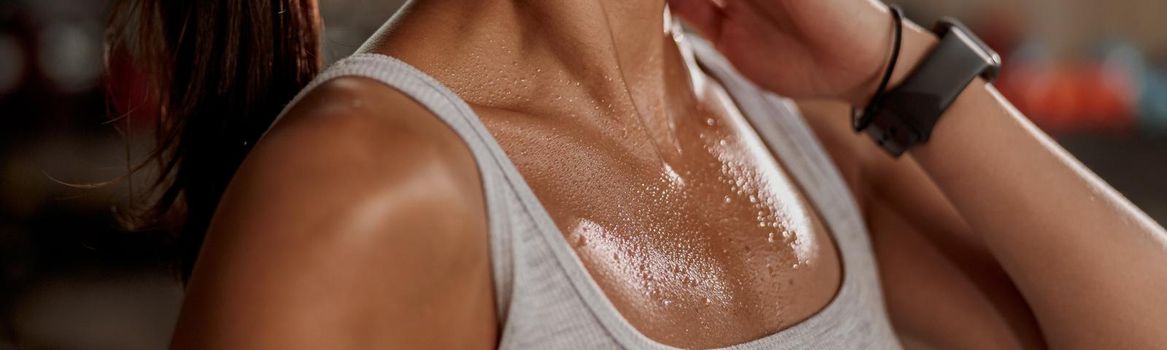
[267,35,901,349]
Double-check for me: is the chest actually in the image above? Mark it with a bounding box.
[474,100,842,348]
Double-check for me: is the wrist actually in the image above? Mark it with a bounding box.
[850,19,939,108]
[854,16,1003,157]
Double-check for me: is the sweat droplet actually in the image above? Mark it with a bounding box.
[705,118,717,126]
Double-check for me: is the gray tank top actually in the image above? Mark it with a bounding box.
[271,37,901,349]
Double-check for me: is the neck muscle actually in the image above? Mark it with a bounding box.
[364,0,698,133]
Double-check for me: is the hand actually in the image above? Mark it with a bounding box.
[669,0,931,107]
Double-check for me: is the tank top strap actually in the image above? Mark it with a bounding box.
[688,37,898,348]
[265,53,518,322]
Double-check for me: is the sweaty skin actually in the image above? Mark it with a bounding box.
[372,2,839,347]
[173,0,1167,348]
[475,35,840,345]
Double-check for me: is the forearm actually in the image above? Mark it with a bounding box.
[897,25,1167,348]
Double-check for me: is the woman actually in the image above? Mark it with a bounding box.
[108,0,1167,348]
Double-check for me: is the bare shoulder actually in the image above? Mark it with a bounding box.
[258,76,478,183]
[173,77,496,349]
[221,76,488,264]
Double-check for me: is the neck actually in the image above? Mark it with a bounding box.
[365,0,699,125]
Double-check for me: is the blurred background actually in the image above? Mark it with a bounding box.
[1,0,1164,348]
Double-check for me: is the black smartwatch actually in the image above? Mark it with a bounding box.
[854,18,1002,157]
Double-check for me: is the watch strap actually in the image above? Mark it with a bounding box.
[862,18,1001,156]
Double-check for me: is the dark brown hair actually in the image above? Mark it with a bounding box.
[106,0,322,280]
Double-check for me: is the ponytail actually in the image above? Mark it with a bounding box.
[107,0,322,280]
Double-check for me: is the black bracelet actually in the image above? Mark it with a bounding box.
[852,5,905,132]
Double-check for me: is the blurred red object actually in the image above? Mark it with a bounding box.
[997,61,1137,134]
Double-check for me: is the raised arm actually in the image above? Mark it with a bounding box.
[902,29,1167,348]
[672,0,1167,347]
[170,78,497,349]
